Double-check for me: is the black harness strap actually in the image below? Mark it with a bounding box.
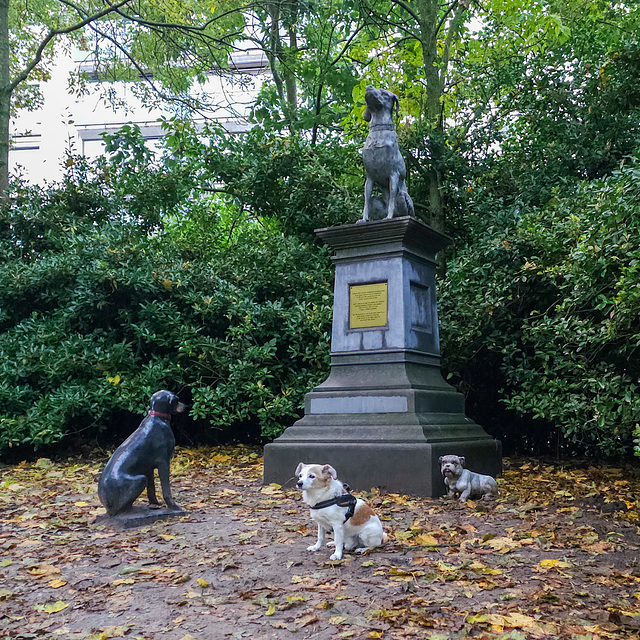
[310,492,357,523]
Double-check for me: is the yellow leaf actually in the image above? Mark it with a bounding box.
[157,534,175,540]
[178,635,200,640]
[266,604,276,616]
[29,564,60,577]
[88,625,131,639]
[285,594,307,604]
[260,483,282,495]
[162,278,173,290]
[414,534,438,546]
[197,578,209,589]
[467,614,488,624]
[483,536,521,553]
[329,615,346,625]
[75,501,89,507]
[368,632,383,638]
[212,454,231,463]
[48,579,67,589]
[502,612,539,628]
[538,558,572,570]
[112,578,135,586]
[44,600,69,614]
[107,375,121,386]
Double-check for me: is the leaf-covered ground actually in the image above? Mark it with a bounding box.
[2,448,640,640]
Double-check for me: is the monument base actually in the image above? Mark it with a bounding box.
[263,217,502,496]
[264,382,502,495]
[94,505,185,529]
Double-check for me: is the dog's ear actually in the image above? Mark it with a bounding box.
[459,456,466,468]
[364,106,371,122]
[438,456,444,463]
[295,463,305,477]
[393,94,399,118]
[321,464,337,479]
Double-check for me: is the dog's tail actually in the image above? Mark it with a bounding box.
[382,532,389,544]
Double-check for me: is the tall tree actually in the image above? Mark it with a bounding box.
[1,0,246,198]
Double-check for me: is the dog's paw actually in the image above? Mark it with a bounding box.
[354,547,371,554]
[307,544,321,552]
[329,552,343,561]
[326,541,336,548]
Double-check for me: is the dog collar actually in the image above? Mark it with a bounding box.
[148,410,172,421]
[369,123,395,131]
[310,492,357,523]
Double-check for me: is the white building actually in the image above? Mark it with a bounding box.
[10,45,268,185]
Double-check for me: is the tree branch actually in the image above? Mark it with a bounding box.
[9,0,133,93]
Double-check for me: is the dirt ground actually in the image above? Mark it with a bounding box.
[2,447,640,640]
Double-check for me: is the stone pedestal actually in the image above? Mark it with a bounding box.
[94,505,185,529]
[263,216,501,496]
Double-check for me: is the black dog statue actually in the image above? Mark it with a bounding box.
[98,390,185,516]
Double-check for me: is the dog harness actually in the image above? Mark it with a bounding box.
[148,410,172,421]
[310,487,357,523]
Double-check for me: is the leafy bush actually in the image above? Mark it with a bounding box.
[440,154,640,458]
[0,131,337,457]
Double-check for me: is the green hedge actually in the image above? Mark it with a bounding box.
[440,154,640,458]
[0,135,338,456]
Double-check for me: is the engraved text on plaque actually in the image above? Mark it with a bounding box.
[349,282,388,329]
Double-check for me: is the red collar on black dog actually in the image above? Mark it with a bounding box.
[148,410,172,421]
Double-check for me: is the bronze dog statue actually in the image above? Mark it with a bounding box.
[98,390,185,515]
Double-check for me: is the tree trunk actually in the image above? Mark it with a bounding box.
[414,0,467,237]
[415,0,445,234]
[284,0,298,117]
[0,0,10,199]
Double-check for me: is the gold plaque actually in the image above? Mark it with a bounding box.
[350,282,388,329]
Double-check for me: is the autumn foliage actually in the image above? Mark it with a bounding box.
[1,448,640,638]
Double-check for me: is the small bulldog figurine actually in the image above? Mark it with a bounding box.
[439,455,499,502]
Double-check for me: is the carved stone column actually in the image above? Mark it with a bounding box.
[263,216,501,495]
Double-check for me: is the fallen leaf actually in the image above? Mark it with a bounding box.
[43,600,70,614]
[414,534,439,546]
[295,613,318,627]
[86,625,131,640]
[48,579,67,589]
[260,484,282,495]
[28,564,60,578]
[537,558,572,571]
[112,578,135,586]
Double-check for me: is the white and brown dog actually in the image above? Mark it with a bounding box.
[295,463,386,560]
[439,455,499,503]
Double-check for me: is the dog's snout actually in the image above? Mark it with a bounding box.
[296,480,303,488]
